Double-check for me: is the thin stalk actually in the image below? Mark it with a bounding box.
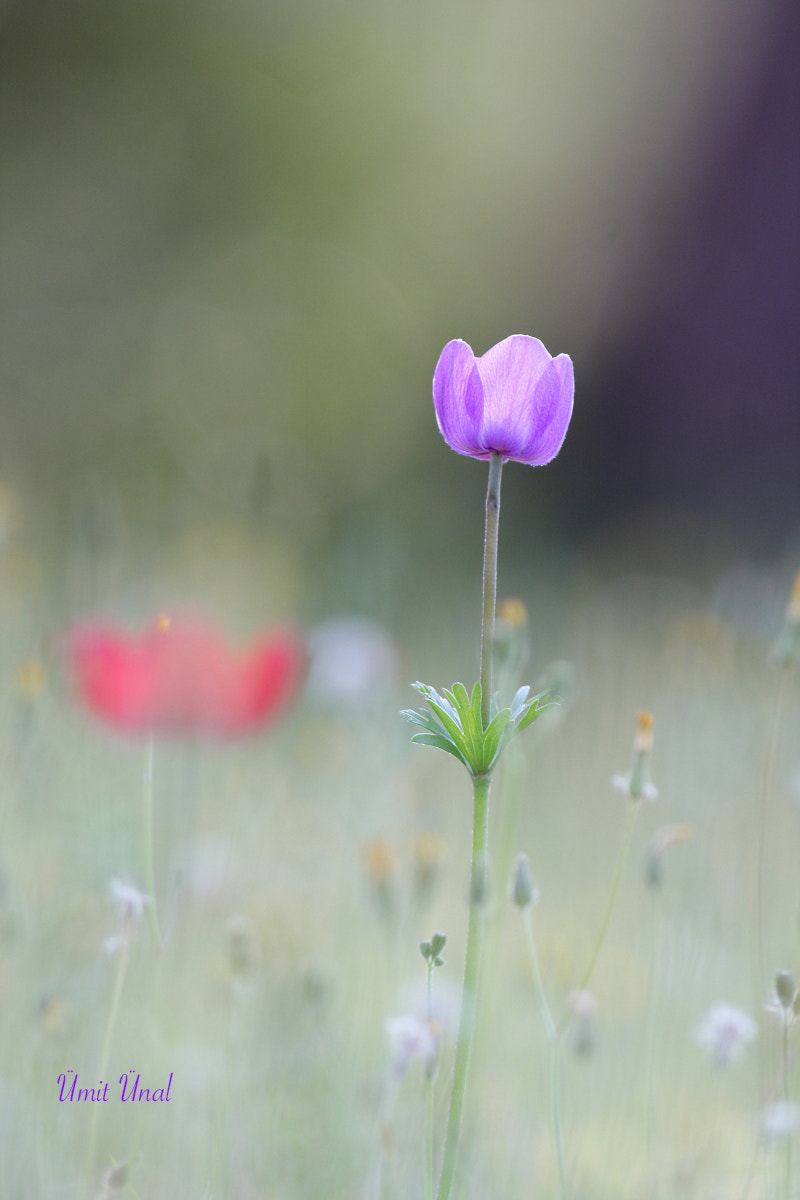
[755,669,788,1003]
[142,734,162,948]
[435,454,502,1199]
[645,887,660,1189]
[522,908,568,1200]
[435,773,490,1200]
[435,453,502,1200]
[738,1135,761,1200]
[557,799,640,1038]
[86,937,130,1190]
[783,1016,792,1200]
[426,1078,434,1200]
[479,453,503,726]
[425,963,435,1200]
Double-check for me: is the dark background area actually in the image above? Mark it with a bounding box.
[2,0,799,626]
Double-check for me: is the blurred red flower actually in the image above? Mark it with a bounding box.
[67,615,304,737]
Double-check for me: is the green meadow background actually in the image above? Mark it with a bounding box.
[2,0,800,1196]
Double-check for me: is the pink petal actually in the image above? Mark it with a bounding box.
[432,340,484,456]
[516,354,574,465]
[476,335,553,457]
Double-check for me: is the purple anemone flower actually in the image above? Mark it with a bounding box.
[432,335,574,465]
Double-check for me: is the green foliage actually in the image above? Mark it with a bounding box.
[402,681,558,778]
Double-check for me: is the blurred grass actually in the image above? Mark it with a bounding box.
[1,0,796,1195]
[1,499,799,1198]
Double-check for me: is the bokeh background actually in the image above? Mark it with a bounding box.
[3,1,800,1197]
[3,0,800,635]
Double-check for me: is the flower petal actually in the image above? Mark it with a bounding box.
[475,335,553,458]
[432,339,484,456]
[220,629,305,734]
[69,626,156,732]
[515,353,574,466]
[67,617,303,737]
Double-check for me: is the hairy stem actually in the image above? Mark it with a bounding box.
[479,453,503,727]
[436,453,503,1199]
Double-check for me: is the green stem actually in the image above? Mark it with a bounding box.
[522,907,556,1042]
[435,453,502,1200]
[436,773,491,1200]
[645,887,660,1189]
[557,799,640,1039]
[549,1038,567,1200]
[755,670,788,1004]
[425,963,434,1200]
[783,1017,792,1200]
[737,1134,761,1200]
[479,453,503,727]
[523,909,568,1199]
[426,1076,435,1200]
[86,937,130,1189]
[142,734,162,948]
[517,800,641,1197]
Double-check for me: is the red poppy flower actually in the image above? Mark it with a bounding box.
[68,615,304,737]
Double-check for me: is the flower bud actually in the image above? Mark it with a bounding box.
[612,711,658,803]
[509,853,538,909]
[433,335,574,466]
[644,822,694,889]
[430,931,446,959]
[566,988,598,1057]
[420,931,447,967]
[775,970,796,1009]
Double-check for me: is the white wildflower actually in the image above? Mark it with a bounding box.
[695,1003,758,1068]
[103,879,147,954]
[386,1015,438,1077]
[762,1101,800,1140]
[305,618,398,706]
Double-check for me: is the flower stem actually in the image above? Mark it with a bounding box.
[522,909,568,1199]
[86,936,130,1190]
[435,453,503,1200]
[142,734,162,949]
[436,773,490,1200]
[755,669,788,1003]
[479,453,503,727]
[783,1017,792,1200]
[557,799,640,1038]
[426,1076,434,1200]
[645,887,660,1183]
[425,962,435,1200]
